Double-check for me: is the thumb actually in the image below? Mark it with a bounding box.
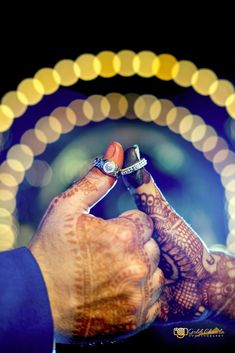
[61,141,124,212]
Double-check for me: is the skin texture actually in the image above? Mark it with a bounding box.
[122,146,235,328]
[29,142,164,341]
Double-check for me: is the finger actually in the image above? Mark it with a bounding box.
[147,268,165,307]
[144,238,160,274]
[145,300,162,324]
[122,145,173,222]
[118,209,154,243]
[58,141,124,212]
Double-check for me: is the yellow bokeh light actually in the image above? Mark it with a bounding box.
[35,68,60,94]
[7,159,25,172]
[179,114,194,134]
[0,224,15,250]
[68,99,90,126]
[116,50,136,77]
[202,135,218,153]
[149,99,162,121]
[172,60,197,87]
[2,91,27,117]
[83,95,110,122]
[26,160,52,187]
[124,93,140,120]
[54,59,80,86]
[166,107,190,133]
[214,151,235,174]
[0,104,14,132]
[0,161,24,185]
[225,180,235,192]
[221,164,235,178]
[204,137,228,162]
[0,189,15,201]
[36,116,62,143]
[134,95,158,121]
[209,79,234,107]
[97,51,120,78]
[133,51,159,78]
[7,144,34,171]
[51,107,76,133]
[192,69,217,96]
[0,198,16,214]
[75,54,101,80]
[156,54,178,81]
[0,208,12,222]
[191,124,207,143]
[153,99,174,126]
[21,129,46,156]
[0,173,18,187]
[227,242,235,254]
[213,149,229,164]
[17,78,44,105]
[226,93,235,119]
[105,93,128,119]
[193,126,216,152]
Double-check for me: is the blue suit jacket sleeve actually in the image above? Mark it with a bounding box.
[0,247,54,353]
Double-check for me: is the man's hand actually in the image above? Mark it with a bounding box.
[122,145,235,327]
[29,142,164,340]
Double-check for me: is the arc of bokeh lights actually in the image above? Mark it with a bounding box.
[1,51,235,134]
[1,93,235,254]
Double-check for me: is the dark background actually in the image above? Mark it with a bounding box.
[1,27,235,353]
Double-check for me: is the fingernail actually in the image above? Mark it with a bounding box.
[133,144,141,160]
[104,141,117,159]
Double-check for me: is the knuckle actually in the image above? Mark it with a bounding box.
[131,261,149,279]
[119,226,135,242]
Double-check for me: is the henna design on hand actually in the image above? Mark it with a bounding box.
[123,147,235,327]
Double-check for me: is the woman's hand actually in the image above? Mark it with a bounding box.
[122,145,235,327]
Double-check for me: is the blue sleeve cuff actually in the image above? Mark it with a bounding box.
[0,247,54,353]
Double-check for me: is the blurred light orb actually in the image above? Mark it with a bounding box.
[17,78,44,105]
[0,224,15,249]
[191,69,217,96]
[75,54,101,80]
[35,68,61,94]
[167,107,190,133]
[209,79,234,107]
[97,51,120,78]
[153,99,174,126]
[68,100,90,126]
[7,144,34,171]
[134,95,158,121]
[2,91,27,118]
[156,54,177,81]
[0,105,14,132]
[36,116,62,143]
[172,60,197,87]
[51,107,76,134]
[83,95,109,122]
[133,51,159,78]
[26,160,52,187]
[105,93,128,119]
[116,50,136,77]
[0,161,25,185]
[54,59,80,86]
[226,93,235,119]
[21,129,47,156]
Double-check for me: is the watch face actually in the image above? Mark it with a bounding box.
[103,160,116,174]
